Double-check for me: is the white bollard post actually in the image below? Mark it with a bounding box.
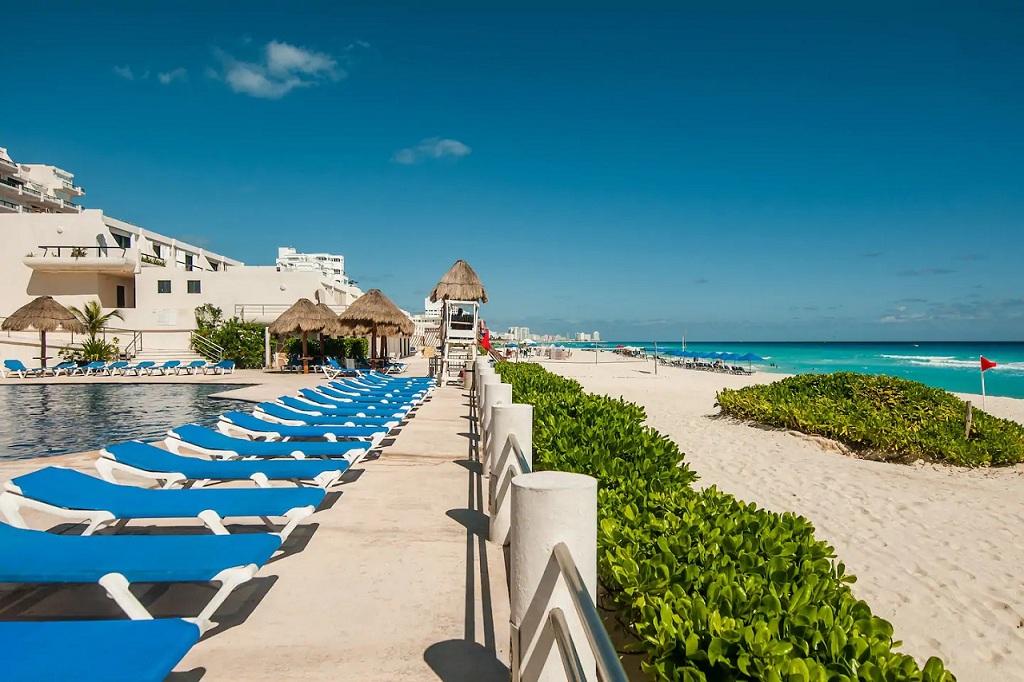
[488,403,532,545]
[511,472,597,682]
[477,375,500,461]
[481,382,511,476]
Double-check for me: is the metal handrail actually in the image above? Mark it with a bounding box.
[551,542,628,682]
[190,330,224,361]
[123,331,143,358]
[550,607,590,682]
[507,432,532,476]
[36,245,128,258]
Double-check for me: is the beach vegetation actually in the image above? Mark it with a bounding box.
[717,372,1024,466]
[69,300,123,341]
[497,362,953,682]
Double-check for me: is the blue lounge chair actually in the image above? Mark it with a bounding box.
[256,402,403,428]
[314,386,418,405]
[278,395,408,419]
[2,359,44,378]
[327,380,426,397]
[149,360,181,375]
[166,424,372,461]
[298,388,412,414]
[176,359,208,374]
[70,360,108,376]
[2,466,325,540]
[50,360,78,376]
[99,440,347,489]
[104,360,130,375]
[218,411,392,444]
[0,521,280,623]
[5,618,200,682]
[123,360,156,376]
[203,359,235,374]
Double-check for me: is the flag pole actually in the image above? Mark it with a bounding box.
[980,356,987,410]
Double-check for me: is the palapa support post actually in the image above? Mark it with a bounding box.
[301,331,309,374]
[965,400,973,440]
[40,330,47,369]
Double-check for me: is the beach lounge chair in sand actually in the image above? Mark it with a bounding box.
[98,441,347,489]
[175,360,208,375]
[1,359,45,378]
[255,402,403,428]
[320,357,343,380]
[0,521,279,623]
[123,360,156,376]
[203,359,235,374]
[1,466,324,541]
[5,618,200,682]
[278,394,408,419]
[149,360,180,375]
[217,411,391,445]
[166,424,373,461]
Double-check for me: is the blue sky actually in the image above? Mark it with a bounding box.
[5,1,1023,340]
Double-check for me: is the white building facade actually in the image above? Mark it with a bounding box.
[0,147,84,215]
[0,145,372,364]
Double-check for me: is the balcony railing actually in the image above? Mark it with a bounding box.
[0,199,18,211]
[37,245,129,258]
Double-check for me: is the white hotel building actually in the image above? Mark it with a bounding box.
[0,145,366,363]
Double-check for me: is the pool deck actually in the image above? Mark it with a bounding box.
[0,361,512,681]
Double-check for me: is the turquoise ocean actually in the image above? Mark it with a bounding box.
[567,342,1024,399]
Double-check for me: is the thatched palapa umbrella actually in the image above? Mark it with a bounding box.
[429,259,488,303]
[332,289,414,366]
[1,296,87,368]
[268,298,336,374]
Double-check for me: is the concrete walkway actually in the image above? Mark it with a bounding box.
[178,382,511,681]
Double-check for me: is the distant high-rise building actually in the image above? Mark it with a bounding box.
[592,331,601,342]
[508,326,530,342]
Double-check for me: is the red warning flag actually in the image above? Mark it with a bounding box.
[980,356,998,372]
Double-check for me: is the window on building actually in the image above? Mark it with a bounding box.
[152,244,162,258]
[184,254,194,272]
[111,232,131,249]
[187,280,201,294]
[157,280,171,294]
[209,261,219,272]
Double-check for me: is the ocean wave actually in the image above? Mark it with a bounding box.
[879,354,956,362]
[905,359,1024,372]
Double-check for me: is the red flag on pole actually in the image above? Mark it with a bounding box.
[980,356,998,372]
[481,327,492,351]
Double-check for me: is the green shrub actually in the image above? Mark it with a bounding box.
[191,305,265,369]
[282,336,368,360]
[497,362,953,682]
[717,372,1024,466]
[59,337,119,362]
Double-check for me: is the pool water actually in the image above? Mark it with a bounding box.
[0,384,254,460]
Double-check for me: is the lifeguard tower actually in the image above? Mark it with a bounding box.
[428,260,487,385]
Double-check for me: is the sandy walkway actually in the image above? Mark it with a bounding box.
[541,351,1024,682]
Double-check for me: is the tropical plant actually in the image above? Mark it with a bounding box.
[497,362,954,682]
[717,372,1024,466]
[70,247,87,258]
[68,299,123,341]
[59,337,119,362]
[190,305,266,368]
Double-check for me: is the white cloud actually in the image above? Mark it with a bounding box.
[113,65,136,80]
[392,137,473,165]
[214,40,343,99]
[158,67,188,85]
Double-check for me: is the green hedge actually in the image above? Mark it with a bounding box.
[497,362,953,682]
[718,372,1024,466]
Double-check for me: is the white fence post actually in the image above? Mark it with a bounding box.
[488,403,533,545]
[511,471,598,682]
[481,383,511,477]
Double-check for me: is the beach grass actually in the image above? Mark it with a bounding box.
[498,362,954,682]
[717,372,1024,466]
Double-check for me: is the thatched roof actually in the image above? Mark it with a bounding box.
[1,296,87,333]
[334,289,414,336]
[429,259,487,303]
[268,298,337,335]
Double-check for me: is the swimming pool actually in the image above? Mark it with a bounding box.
[0,384,254,460]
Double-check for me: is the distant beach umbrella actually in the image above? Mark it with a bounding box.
[1,296,87,369]
[429,259,488,303]
[738,352,765,362]
[268,298,337,374]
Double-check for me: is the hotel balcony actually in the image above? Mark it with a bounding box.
[0,156,17,173]
[23,244,138,275]
[0,198,19,213]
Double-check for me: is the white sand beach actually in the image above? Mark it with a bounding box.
[541,351,1024,682]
